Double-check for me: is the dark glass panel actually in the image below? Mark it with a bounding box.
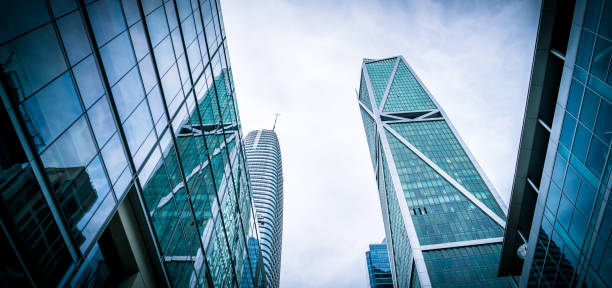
[57,11,91,65]
[569,212,587,247]
[595,99,611,143]
[87,0,126,46]
[576,29,595,69]
[586,136,607,177]
[40,116,96,169]
[111,67,145,121]
[600,0,612,39]
[566,79,583,117]
[88,96,116,146]
[50,0,78,18]
[121,0,140,26]
[590,36,611,82]
[560,112,577,148]
[546,182,562,212]
[572,123,591,163]
[21,72,82,148]
[99,31,136,85]
[576,181,595,217]
[0,0,49,44]
[563,165,580,203]
[583,0,603,31]
[0,24,67,98]
[580,89,600,129]
[73,55,105,108]
[557,195,573,231]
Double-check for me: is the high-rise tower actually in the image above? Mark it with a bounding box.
[244,129,284,288]
[366,239,393,288]
[358,56,513,287]
[0,0,263,287]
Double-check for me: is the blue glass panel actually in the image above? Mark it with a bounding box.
[567,79,583,117]
[586,136,607,177]
[146,6,169,46]
[50,0,77,17]
[574,65,588,83]
[87,0,126,46]
[576,181,595,217]
[572,123,591,163]
[22,72,82,147]
[139,55,158,93]
[154,36,175,75]
[580,89,600,129]
[57,11,91,65]
[88,96,116,146]
[591,36,611,82]
[595,99,611,143]
[73,56,105,108]
[599,205,612,244]
[40,116,96,168]
[162,64,181,101]
[142,0,162,14]
[113,168,132,199]
[588,75,612,103]
[147,86,165,122]
[80,192,115,252]
[0,24,67,98]
[111,67,145,121]
[546,182,562,212]
[584,0,603,31]
[560,113,577,149]
[123,100,154,152]
[0,0,49,44]
[563,165,581,203]
[557,195,573,231]
[576,29,595,69]
[100,31,136,85]
[121,0,139,26]
[129,21,149,61]
[164,1,179,30]
[552,153,568,187]
[101,133,127,183]
[569,212,587,247]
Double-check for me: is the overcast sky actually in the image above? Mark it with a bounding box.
[220,0,541,287]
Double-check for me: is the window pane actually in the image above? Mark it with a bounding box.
[50,0,78,17]
[22,72,82,147]
[600,0,612,39]
[583,0,603,31]
[0,0,49,44]
[100,31,136,85]
[112,67,145,121]
[580,89,600,129]
[146,6,169,46]
[576,182,595,217]
[40,116,96,168]
[560,112,577,148]
[154,36,175,75]
[557,195,573,231]
[129,21,149,61]
[88,96,116,146]
[101,133,127,183]
[57,11,91,65]
[566,79,583,117]
[147,85,165,122]
[546,182,561,212]
[576,29,595,69]
[0,24,67,98]
[563,165,580,203]
[586,136,607,177]
[121,0,140,26]
[162,64,181,101]
[139,54,157,93]
[595,99,611,143]
[123,100,154,152]
[569,212,587,247]
[73,55,105,107]
[142,0,162,15]
[572,124,591,163]
[87,0,126,46]
[591,37,611,82]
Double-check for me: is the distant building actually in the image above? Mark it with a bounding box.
[245,129,284,288]
[366,239,393,288]
[357,56,514,287]
[498,0,611,287]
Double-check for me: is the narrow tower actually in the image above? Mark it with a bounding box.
[245,129,284,288]
[358,56,513,287]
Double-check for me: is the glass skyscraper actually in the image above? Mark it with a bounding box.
[358,56,514,287]
[498,0,611,287]
[244,129,284,288]
[366,239,393,288]
[0,0,263,287]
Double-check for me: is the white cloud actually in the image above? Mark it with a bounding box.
[220,0,540,287]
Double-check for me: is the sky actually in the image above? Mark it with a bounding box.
[219,0,541,287]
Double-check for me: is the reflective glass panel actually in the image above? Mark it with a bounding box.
[586,137,607,177]
[0,0,49,44]
[580,89,600,129]
[129,21,149,61]
[73,55,105,108]
[100,31,136,85]
[40,116,96,168]
[146,6,169,46]
[123,100,154,152]
[572,123,591,163]
[57,11,91,65]
[101,133,128,183]
[111,67,145,121]
[87,0,126,46]
[88,96,116,146]
[595,99,611,143]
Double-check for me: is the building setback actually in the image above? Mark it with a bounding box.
[499,0,611,286]
[0,0,263,287]
[244,129,284,288]
[357,56,514,287]
[366,239,393,288]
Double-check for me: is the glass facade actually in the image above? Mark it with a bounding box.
[366,240,393,288]
[0,0,263,287]
[358,56,514,287]
[508,0,612,286]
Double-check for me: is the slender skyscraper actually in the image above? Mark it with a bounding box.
[245,129,284,288]
[366,239,393,288]
[499,0,611,287]
[0,0,263,287]
[358,56,513,287]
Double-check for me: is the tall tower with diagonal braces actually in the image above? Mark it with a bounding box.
[358,56,514,287]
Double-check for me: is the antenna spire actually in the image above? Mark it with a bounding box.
[272,114,280,131]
